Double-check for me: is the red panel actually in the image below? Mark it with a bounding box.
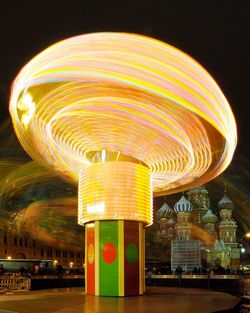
[124,221,139,296]
[86,225,95,294]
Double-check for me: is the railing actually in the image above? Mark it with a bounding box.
[151,274,241,279]
[32,274,85,279]
[243,278,250,294]
[0,275,31,291]
[149,273,244,294]
[240,278,250,312]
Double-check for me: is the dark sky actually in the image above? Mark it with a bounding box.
[0,0,250,149]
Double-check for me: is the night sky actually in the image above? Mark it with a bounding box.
[0,1,249,246]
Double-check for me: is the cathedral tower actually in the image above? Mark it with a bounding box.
[202,209,218,240]
[218,193,240,269]
[187,186,209,225]
[174,195,193,240]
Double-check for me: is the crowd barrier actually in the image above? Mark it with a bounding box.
[0,275,31,291]
[149,274,245,295]
[151,274,241,279]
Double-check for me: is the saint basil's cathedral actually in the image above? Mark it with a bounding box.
[146,186,240,272]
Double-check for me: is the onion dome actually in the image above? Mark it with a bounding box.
[219,239,226,249]
[218,193,234,210]
[157,201,173,220]
[174,195,192,213]
[167,217,176,225]
[202,209,218,224]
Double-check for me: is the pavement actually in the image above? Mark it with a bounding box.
[0,287,240,313]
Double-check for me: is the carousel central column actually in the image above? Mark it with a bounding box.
[78,161,152,296]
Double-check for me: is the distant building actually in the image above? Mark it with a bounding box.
[152,186,240,271]
[0,231,84,269]
[171,195,201,272]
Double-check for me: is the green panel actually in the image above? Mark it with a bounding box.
[99,221,119,296]
[126,242,138,264]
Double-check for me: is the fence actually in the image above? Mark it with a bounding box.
[243,278,250,295]
[0,275,31,291]
[149,274,243,294]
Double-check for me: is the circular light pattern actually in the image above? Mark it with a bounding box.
[126,242,138,264]
[9,32,237,196]
[102,242,116,264]
[88,243,95,264]
[78,161,152,225]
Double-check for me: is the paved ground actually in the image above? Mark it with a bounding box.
[0,287,240,313]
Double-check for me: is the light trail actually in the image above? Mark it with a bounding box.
[9,32,237,199]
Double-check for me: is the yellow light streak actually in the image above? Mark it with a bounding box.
[78,161,152,225]
[9,32,237,201]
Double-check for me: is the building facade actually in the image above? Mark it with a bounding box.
[155,186,240,271]
[0,231,84,269]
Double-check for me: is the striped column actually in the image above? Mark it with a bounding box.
[80,160,150,296]
[85,220,145,296]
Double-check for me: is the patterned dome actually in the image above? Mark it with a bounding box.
[167,217,176,225]
[157,201,173,219]
[202,209,218,224]
[218,193,234,210]
[174,195,192,213]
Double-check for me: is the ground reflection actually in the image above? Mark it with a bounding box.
[0,287,240,313]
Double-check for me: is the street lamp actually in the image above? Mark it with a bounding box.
[245,232,250,239]
[241,247,246,254]
[239,244,246,268]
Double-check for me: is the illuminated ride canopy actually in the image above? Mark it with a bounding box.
[9,32,237,296]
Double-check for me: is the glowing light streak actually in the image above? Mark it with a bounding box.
[87,201,105,214]
[78,161,152,225]
[17,93,35,126]
[9,32,237,199]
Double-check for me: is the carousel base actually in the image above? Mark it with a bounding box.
[85,220,145,296]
